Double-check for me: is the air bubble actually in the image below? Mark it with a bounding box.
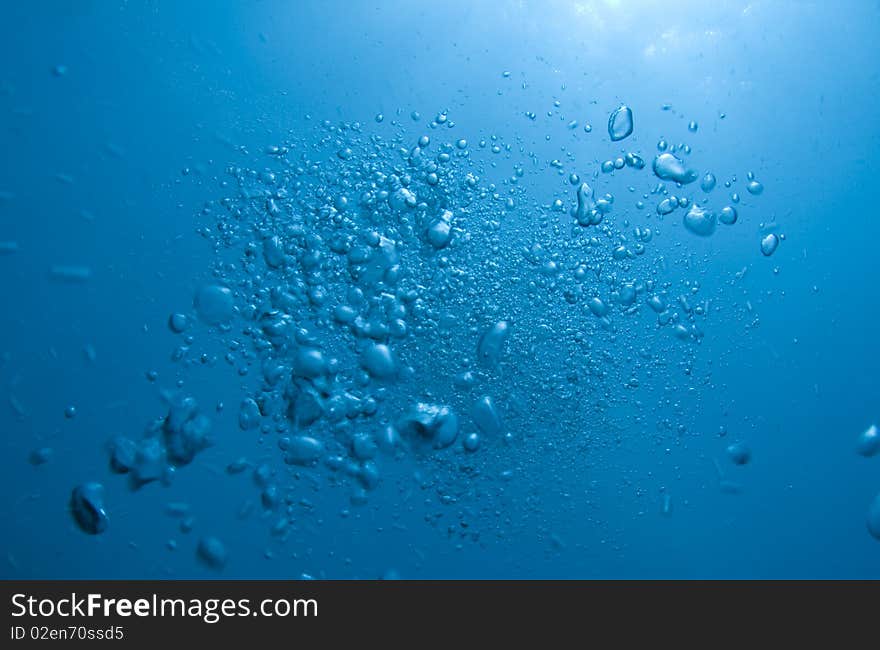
[682,205,716,237]
[856,424,879,457]
[70,483,109,535]
[719,206,738,225]
[653,153,698,184]
[194,285,234,325]
[760,233,779,257]
[726,442,751,465]
[608,105,634,141]
[700,173,716,192]
[197,536,228,569]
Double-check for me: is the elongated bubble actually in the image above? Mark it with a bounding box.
[857,424,879,457]
[868,494,880,541]
[608,105,634,141]
[70,483,109,535]
[653,153,698,184]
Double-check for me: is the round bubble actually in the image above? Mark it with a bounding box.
[726,442,751,465]
[719,206,738,225]
[168,312,189,333]
[747,180,764,195]
[700,172,716,193]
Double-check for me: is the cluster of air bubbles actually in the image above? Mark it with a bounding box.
[61,97,790,568]
[88,391,214,526]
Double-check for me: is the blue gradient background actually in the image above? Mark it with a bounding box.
[1,0,878,578]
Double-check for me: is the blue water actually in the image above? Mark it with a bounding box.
[2,1,879,579]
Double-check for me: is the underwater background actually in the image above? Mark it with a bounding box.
[1,0,879,579]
